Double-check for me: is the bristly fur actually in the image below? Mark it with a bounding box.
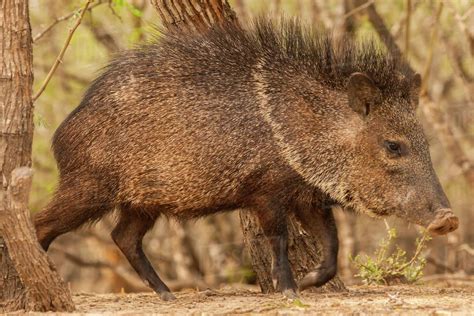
[153,17,415,96]
[65,17,415,130]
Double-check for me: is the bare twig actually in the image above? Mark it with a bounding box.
[355,0,409,70]
[396,232,430,273]
[391,1,421,40]
[404,0,411,57]
[108,0,123,21]
[55,247,113,269]
[33,0,106,43]
[440,32,473,102]
[310,0,333,30]
[445,2,474,56]
[426,256,456,273]
[391,15,407,39]
[340,0,356,36]
[83,19,122,53]
[33,0,93,102]
[458,244,474,256]
[342,0,375,20]
[420,2,443,97]
[421,98,474,185]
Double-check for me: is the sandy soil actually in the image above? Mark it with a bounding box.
[22,283,474,315]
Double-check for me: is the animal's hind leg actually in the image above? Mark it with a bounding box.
[111,207,175,301]
[294,200,339,290]
[34,177,111,251]
[254,198,298,299]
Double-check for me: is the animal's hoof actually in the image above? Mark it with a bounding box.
[298,265,336,291]
[298,271,319,291]
[282,289,299,300]
[160,291,176,301]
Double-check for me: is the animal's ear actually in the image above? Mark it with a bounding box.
[410,73,422,106]
[347,72,381,117]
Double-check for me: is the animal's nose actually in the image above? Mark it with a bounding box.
[427,208,459,236]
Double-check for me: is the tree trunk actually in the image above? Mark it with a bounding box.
[0,0,74,312]
[149,0,345,294]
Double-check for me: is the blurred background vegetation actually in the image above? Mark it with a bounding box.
[29,0,473,293]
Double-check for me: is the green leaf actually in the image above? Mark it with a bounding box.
[126,3,143,17]
[291,299,310,308]
[113,0,125,7]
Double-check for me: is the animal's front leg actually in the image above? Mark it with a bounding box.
[294,203,339,290]
[255,199,298,299]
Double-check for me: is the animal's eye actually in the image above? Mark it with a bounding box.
[384,141,403,156]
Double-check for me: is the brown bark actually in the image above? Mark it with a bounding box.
[333,209,357,282]
[149,0,345,294]
[150,0,238,33]
[0,0,74,312]
[241,213,345,293]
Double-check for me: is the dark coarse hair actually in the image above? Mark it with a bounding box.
[150,17,416,97]
[69,16,416,130]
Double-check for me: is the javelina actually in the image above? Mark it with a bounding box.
[34,19,459,300]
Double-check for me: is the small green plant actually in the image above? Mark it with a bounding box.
[112,0,143,17]
[351,222,431,285]
[290,299,310,308]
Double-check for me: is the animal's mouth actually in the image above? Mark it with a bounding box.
[352,202,459,237]
[346,194,391,218]
[427,209,459,236]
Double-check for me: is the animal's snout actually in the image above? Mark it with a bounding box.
[427,208,459,236]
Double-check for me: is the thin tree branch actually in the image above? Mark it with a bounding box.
[33,0,93,102]
[461,6,474,20]
[83,18,122,53]
[426,256,456,273]
[355,0,409,70]
[310,0,333,30]
[420,2,443,97]
[404,0,411,57]
[420,98,474,186]
[33,0,107,43]
[445,3,474,57]
[440,31,473,102]
[458,244,474,256]
[342,0,374,20]
[391,1,421,41]
[342,0,356,34]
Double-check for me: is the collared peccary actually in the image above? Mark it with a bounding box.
[34,19,459,300]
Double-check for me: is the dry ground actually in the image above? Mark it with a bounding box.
[21,282,474,315]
